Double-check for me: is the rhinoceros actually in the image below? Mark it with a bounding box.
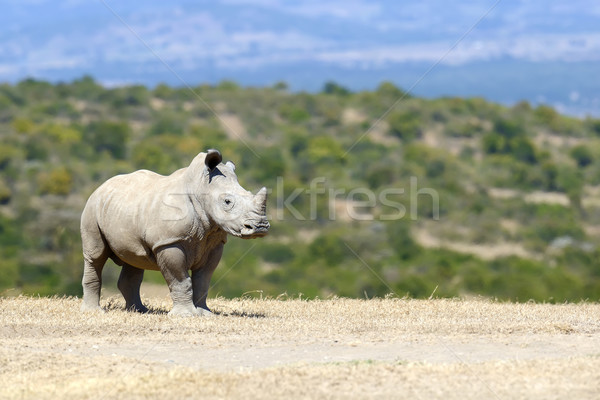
[80,149,269,316]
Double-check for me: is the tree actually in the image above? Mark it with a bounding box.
[306,136,345,164]
[45,123,82,144]
[587,118,600,135]
[493,118,524,139]
[0,179,11,204]
[132,140,176,174]
[534,104,559,126]
[11,117,35,134]
[84,121,131,159]
[308,234,348,266]
[387,111,422,141]
[17,78,55,102]
[376,81,406,99]
[273,81,289,91]
[217,80,240,91]
[386,221,421,261]
[511,137,537,164]
[153,83,176,99]
[322,81,350,96]
[0,144,20,170]
[278,103,310,123]
[569,145,594,168]
[557,166,585,215]
[482,119,538,164]
[70,75,103,100]
[38,167,73,195]
[149,113,185,136]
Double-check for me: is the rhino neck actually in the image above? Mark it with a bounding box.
[185,191,212,236]
[184,185,226,242]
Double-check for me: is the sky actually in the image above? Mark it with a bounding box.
[1,0,599,114]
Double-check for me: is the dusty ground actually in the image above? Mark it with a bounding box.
[1,294,599,400]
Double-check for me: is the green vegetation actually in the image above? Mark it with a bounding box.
[1,77,600,302]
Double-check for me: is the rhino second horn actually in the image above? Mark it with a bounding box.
[254,187,268,212]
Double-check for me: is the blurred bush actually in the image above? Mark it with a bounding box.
[38,167,73,195]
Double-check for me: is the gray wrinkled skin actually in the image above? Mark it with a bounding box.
[80,149,269,316]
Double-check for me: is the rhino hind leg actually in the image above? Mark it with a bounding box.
[81,255,107,312]
[81,207,111,312]
[117,263,148,313]
[191,267,215,315]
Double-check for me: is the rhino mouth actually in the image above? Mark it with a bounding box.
[240,221,270,238]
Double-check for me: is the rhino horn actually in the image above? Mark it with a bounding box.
[254,187,268,213]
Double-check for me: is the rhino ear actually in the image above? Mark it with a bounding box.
[205,149,222,172]
[226,161,236,171]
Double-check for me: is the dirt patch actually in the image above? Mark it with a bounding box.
[413,227,534,260]
[524,191,570,206]
[150,98,165,110]
[2,296,599,399]
[208,101,249,141]
[217,113,248,141]
[534,131,585,150]
[366,120,399,146]
[500,218,521,235]
[422,123,474,156]
[488,187,520,199]
[329,198,372,222]
[583,224,600,238]
[583,185,600,208]
[341,108,367,125]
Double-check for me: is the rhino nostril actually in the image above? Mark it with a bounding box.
[244,224,253,230]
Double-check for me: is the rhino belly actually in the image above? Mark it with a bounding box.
[108,243,159,271]
[100,223,159,271]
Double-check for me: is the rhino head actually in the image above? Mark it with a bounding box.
[199,149,270,239]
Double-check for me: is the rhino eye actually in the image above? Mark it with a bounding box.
[221,195,235,211]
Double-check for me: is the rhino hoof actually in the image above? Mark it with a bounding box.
[80,303,104,313]
[196,307,214,317]
[126,304,149,313]
[168,305,201,317]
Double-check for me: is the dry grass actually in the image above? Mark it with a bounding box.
[1,295,599,399]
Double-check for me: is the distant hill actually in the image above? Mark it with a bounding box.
[1,77,600,301]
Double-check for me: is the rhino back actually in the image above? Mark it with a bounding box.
[83,169,198,270]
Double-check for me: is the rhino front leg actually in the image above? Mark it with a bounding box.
[157,245,199,317]
[192,243,224,315]
[117,263,148,313]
